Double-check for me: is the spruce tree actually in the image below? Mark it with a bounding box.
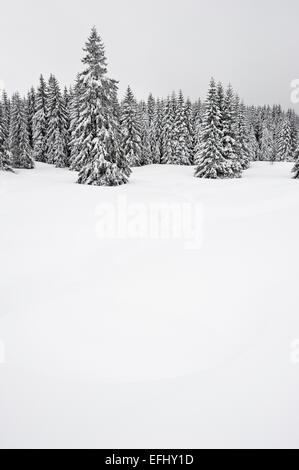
[63,87,72,165]
[1,91,11,133]
[194,78,228,179]
[33,75,48,162]
[260,124,275,161]
[72,27,130,186]
[139,101,152,165]
[147,93,157,162]
[277,118,293,161]
[170,91,192,165]
[120,87,143,167]
[0,100,13,171]
[153,98,165,164]
[185,98,196,164]
[247,122,259,161]
[69,77,81,168]
[27,87,36,148]
[193,99,203,166]
[292,144,299,178]
[46,75,69,167]
[221,85,242,178]
[9,93,34,169]
[287,109,298,159]
[235,98,251,169]
[161,95,176,164]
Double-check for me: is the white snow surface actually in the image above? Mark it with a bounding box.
[1,162,299,448]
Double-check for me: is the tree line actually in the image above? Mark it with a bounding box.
[0,27,299,183]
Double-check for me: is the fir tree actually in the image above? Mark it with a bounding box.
[169,91,192,165]
[292,144,299,178]
[139,101,152,165]
[235,98,251,169]
[69,77,82,168]
[71,27,130,186]
[260,124,275,161]
[185,98,196,164]
[46,75,69,167]
[153,98,165,164]
[221,85,242,177]
[0,100,13,171]
[147,93,157,162]
[1,91,11,133]
[120,87,143,167]
[193,99,203,166]
[33,75,48,162]
[194,78,228,179]
[277,118,293,161]
[287,109,298,159]
[27,87,36,148]
[9,93,34,169]
[161,94,176,164]
[248,123,259,161]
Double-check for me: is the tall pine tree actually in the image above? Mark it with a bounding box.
[195,78,228,179]
[221,85,242,178]
[33,75,48,162]
[27,87,36,148]
[9,93,34,169]
[235,98,251,169]
[46,75,69,167]
[71,28,130,186]
[277,118,293,161]
[0,98,13,171]
[292,144,299,178]
[170,91,192,165]
[120,87,143,167]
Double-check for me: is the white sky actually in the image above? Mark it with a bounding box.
[0,0,299,109]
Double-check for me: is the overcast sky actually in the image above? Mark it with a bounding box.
[0,0,298,109]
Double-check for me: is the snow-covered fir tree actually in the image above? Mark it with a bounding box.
[9,93,34,169]
[193,99,203,166]
[260,124,275,162]
[221,85,242,177]
[153,98,165,164]
[184,98,196,164]
[46,74,69,167]
[192,99,203,132]
[0,98,13,171]
[292,144,299,178]
[247,120,260,161]
[139,101,153,165]
[277,118,293,161]
[169,91,192,165]
[161,94,176,164]
[287,109,298,158]
[147,93,157,162]
[71,28,130,185]
[120,86,143,167]
[234,98,251,169]
[32,75,48,162]
[69,77,82,168]
[63,87,72,165]
[194,78,229,179]
[1,91,11,132]
[26,87,36,148]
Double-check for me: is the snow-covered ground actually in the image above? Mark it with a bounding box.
[1,162,299,449]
